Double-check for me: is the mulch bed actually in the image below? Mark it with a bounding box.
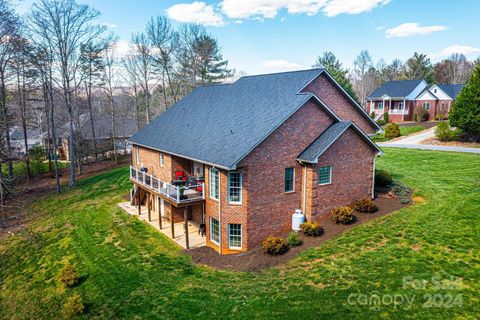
[421,137,480,148]
[186,194,411,272]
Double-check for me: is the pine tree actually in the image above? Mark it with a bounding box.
[449,63,480,142]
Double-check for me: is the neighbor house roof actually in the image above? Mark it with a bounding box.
[59,113,137,140]
[436,84,464,99]
[297,121,382,163]
[129,68,379,170]
[367,80,425,99]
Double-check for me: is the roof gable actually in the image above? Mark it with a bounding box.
[436,84,464,99]
[297,121,382,163]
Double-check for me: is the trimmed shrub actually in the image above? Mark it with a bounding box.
[352,198,378,213]
[384,123,400,139]
[370,111,376,119]
[375,169,393,188]
[376,119,387,126]
[286,232,303,247]
[331,206,355,224]
[434,114,446,121]
[57,262,79,287]
[435,122,453,142]
[62,294,85,318]
[414,106,428,122]
[300,221,324,237]
[262,236,289,255]
[383,112,389,123]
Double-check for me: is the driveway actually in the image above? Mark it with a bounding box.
[378,126,480,154]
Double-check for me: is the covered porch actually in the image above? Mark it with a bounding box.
[118,201,206,249]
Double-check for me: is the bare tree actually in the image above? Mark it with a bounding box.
[122,54,142,130]
[101,37,119,163]
[353,50,373,105]
[29,0,105,187]
[131,32,154,123]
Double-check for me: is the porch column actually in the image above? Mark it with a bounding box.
[170,207,175,238]
[158,197,162,229]
[184,208,189,249]
[137,186,141,215]
[147,192,151,222]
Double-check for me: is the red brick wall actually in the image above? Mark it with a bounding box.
[308,128,376,219]
[414,100,436,121]
[238,99,335,248]
[302,74,378,134]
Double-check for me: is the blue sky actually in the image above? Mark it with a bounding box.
[16,0,479,75]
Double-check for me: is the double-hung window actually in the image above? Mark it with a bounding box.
[285,167,295,192]
[209,168,219,200]
[228,224,242,249]
[423,102,430,111]
[210,217,219,243]
[228,172,242,204]
[159,153,165,167]
[318,165,332,185]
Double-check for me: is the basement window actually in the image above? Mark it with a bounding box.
[318,165,332,185]
[210,217,220,244]
[228,224,242,249]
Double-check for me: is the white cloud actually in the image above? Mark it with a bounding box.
[322,0,390,17]
[101,22,117,28]
[430,45,480,59]
[221,0,389,19]
[385,22,447,38]
[261,59,305,72]
[166,1,225,26]
[114,40,133,58]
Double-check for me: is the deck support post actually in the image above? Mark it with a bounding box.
[147,192,151,222]
[170,208,175,238]
[137,186,141,215]
[184,208,189,249]
[158,197,162,229]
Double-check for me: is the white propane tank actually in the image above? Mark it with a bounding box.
[292,209,305,231]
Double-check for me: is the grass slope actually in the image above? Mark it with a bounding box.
[1,149,479,319]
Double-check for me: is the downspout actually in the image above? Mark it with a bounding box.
[218,168,222,255]
[302,162,307,215]
[372,154,380,199]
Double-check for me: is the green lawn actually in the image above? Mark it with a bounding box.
[1,149,479,319]
[372,126,425,142]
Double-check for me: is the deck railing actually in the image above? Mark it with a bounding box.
[388,109,409,115]
[130,166,205,204]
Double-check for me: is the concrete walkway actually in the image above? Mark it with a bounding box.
[118,202,206,249]
[378,126,480,154]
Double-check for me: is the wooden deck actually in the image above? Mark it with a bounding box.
[118,202,206,249]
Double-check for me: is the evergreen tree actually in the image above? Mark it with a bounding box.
[313,51,359,103]
[404,52,434,83]
[449,63,480,142]
[192,34,231,84]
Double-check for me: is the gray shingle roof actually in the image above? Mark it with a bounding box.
[368,80,424,98]
[437,84,464,99]
[297,121,382,163]
[129,68,379,169]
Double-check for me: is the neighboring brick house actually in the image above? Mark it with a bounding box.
[366,80,464,122]
[128,68,382,255]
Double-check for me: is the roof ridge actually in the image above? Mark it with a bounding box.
[239,68,324,79]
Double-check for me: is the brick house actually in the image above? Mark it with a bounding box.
[128,68,382,254]
[366,80,464,122]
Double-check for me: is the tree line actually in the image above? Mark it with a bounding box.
[0,0,231,209]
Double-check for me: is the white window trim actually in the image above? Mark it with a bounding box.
[210,217,220,244]
[209,168,219,201]
[423,102,430,110]
[318,165,333,186]
[227,171,242,204]
[285,167,295,193]
[160,153,165,167]
[228,224,242,249]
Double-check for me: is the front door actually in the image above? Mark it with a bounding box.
[193,161,204,178]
